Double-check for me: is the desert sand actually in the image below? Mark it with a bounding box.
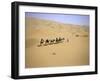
[25,17,89,68]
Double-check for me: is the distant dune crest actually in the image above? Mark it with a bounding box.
[25,17,89,28]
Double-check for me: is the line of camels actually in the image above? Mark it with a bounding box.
[37,37,69,47]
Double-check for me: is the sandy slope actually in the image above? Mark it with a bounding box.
[25,17,89,68]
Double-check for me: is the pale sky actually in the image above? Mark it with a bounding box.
[25,12,89,26]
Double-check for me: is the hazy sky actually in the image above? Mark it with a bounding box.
[25,12,89,26]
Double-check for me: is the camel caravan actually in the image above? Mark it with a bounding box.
[37,37,66,47]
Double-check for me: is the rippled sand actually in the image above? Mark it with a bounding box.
[25,17,89,68]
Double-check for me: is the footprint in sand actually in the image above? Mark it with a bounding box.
[75,34,80,37]
[52,52,56,55]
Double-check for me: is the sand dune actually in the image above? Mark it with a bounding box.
[25,17,89,68]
